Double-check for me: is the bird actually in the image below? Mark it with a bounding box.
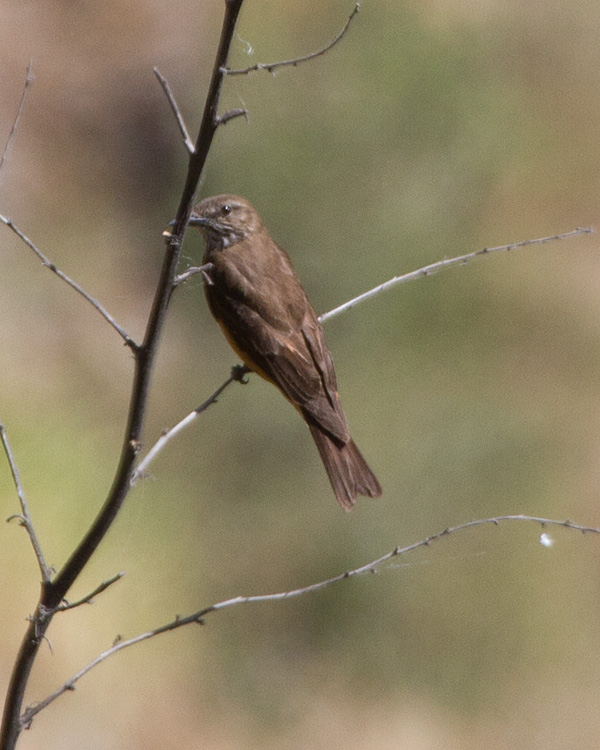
[184,194,382,510]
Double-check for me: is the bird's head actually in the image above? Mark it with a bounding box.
[186,194,263,249]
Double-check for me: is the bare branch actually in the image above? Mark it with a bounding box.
[0,60,34,177]
[44,0,244,615]
[21,513,600,725]
[319,227,594,323]
[0,215,137,350]
[153,67,195,155]
[131,370,242,484]
[1,422,50,582]
[56,573,125,613]
[223,2,360,76]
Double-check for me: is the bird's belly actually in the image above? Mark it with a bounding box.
[214,317,272,384]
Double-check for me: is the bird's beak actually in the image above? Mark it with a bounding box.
[187,215,209,227]
[167,216,209,227]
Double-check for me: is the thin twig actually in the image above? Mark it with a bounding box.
[153,67,195,155]
[215,108,248,126]
[223,2,360,75]
[0,215,137,350]
[0,60,34,177]
[131,371,240,483]
[1,422,50,582]
[20,514,600,725]
[57,573,125,613]
[320,227,594,323]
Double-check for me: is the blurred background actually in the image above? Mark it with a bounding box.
[2,0,600,747]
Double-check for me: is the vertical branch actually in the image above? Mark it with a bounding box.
[0,2,245,748]
[48,0,243,612]
[170,0,244,236]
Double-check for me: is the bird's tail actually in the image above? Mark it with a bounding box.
[308,424,382,510]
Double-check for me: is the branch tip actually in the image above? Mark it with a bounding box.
[57,572,125,613]
[173,262,214,287]
[215,108,249,126]
[319,226,594,324]
[154,67,195,154]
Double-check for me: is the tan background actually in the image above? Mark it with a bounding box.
[2,0,600,748]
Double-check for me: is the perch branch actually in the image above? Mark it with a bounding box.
[46,0,244,621]
[223,2,360,75]
[21,514,600,725]
[131,367,246,484]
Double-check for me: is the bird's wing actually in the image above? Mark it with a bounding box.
[215,293,350,444]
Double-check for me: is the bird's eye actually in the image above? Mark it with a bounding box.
[221,204,232,215]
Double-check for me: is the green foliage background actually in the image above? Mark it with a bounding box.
[2,1,600,747]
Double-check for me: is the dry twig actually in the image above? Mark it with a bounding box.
[0,61,34,177]
[321,227,594,323]
[223,3,360,75]
[57,573,125,613]
[153,67,195,155]
[1,423,49,582]
[19,514,600,726]
[0,216,136,349]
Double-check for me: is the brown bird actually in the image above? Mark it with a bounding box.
[186,194,382,510]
